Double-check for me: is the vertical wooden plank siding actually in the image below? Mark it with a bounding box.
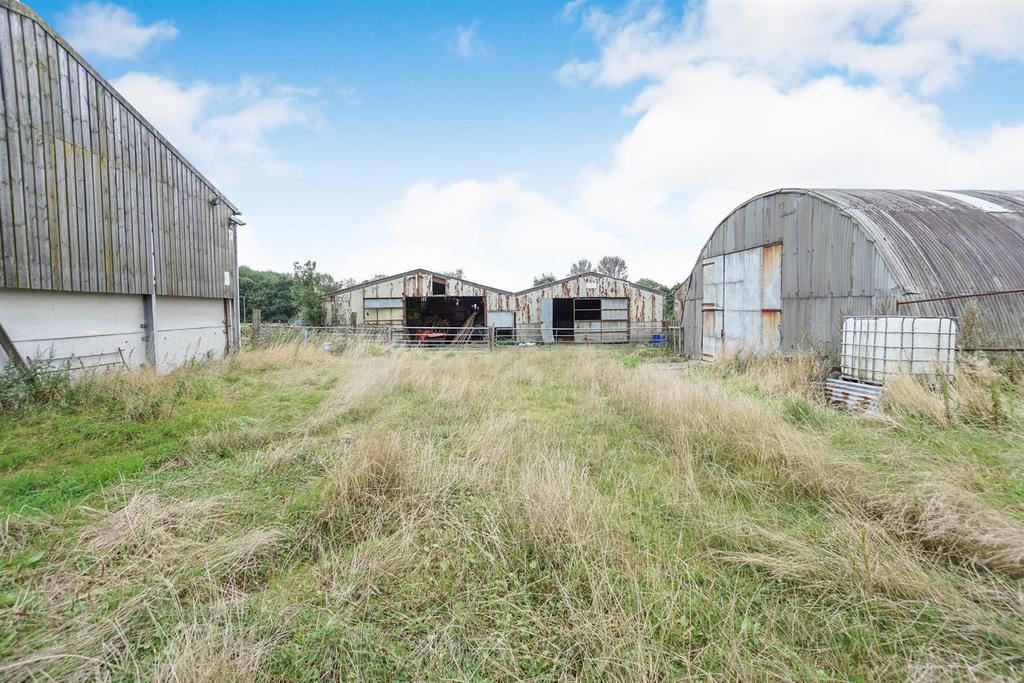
[56,45,79,290]
[0,2,236,298]
[42,30,67,289]
[7,13,33,288]
[73,60,89,289]
[23,19,50,289]
[0,10,16,287]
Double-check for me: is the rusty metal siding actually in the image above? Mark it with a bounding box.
[761,243,782,310]
[324,269,515,326]
[513,273,664,325]
[0,1,236,299]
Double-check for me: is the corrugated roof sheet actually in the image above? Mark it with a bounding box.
[804,189,1024,297]
[722,188,1024,299]
[724,188,1024,346]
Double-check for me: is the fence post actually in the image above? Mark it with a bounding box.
[489,325,496,350]
[252,309,261,348]
[302,327,309,347]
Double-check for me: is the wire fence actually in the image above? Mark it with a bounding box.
[242,323,681,353]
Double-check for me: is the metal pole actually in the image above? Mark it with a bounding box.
[231,218,242,351]
[0,321,26,368]
[147,206,160,371]
[896,287,1024,308]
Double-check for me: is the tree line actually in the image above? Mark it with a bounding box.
[239,265,468,326]
[239,261,346,326]
[241,259,684,326]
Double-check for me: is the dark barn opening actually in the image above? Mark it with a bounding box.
[573,298,601,321]
[552,298,574,341]
[405,296,485,342]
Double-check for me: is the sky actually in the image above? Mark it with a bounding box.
[27,0,1024,289]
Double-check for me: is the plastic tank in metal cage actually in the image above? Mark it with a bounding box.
[840,317,957,384]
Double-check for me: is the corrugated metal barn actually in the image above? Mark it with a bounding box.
[0,0,242,372]
[324,269,515,333]
[514,273,664,343]
[324,269,665,343]
[680,188,1024,360]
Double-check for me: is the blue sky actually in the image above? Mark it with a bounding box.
[27,0,1024,288]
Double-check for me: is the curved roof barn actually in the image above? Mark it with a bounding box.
[806,189,1024,300]
[679,188,1024,358]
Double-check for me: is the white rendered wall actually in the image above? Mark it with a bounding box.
[0,288,148,370]
[154,296,228,369]
[1,288,227,373]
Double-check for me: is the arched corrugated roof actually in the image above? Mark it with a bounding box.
[699,188,1024,347]
[803,189,1024,297]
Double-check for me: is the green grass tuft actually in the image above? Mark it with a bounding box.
[1,345,1022,680]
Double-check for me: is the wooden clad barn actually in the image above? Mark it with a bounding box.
[0,0,242,372]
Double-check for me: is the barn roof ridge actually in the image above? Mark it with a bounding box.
[0,0,239,214]
[325,268,666,298]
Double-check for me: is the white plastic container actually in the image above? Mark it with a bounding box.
[841,316,957,384]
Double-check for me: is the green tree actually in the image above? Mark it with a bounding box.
[596,256,628,279]
[291,261,337,326]
[238,266,296,323]
[568,259,593,276]
[665,281,684,321]
[533,273,557,286]
[635,278,668,292]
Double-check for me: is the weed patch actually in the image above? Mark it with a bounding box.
[1,345,1022,680]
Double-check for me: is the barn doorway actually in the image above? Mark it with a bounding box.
[552,298,574,341]
[701,242,781,361]
[404,296,485,341]
[546,297,629,343]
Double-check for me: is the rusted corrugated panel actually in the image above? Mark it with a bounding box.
[824,377,882,413]
[760,310,780,351]
[761,243,782,309]
[513,274,664,324]
[820,189,1024,345]
[325,269,517,326]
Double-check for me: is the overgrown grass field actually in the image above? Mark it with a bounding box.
[1,344,1022,680]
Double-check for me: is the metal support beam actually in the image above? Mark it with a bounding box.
[0,321,26,368]
[142,294,157,368]
[896,288,1024,308]
[230,215,245,351]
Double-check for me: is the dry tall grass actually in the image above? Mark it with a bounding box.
[883,356,1013,428]
[2,343,1022,680]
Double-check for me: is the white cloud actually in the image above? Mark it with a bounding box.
[112,73,320,184]
[321,176,621,288]
[562,0,588,22]
[561,1,1024,94]
[59,2,177,60]
[301,1,1024,286]
[554,1,1024,281]
[446,22,494,60]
